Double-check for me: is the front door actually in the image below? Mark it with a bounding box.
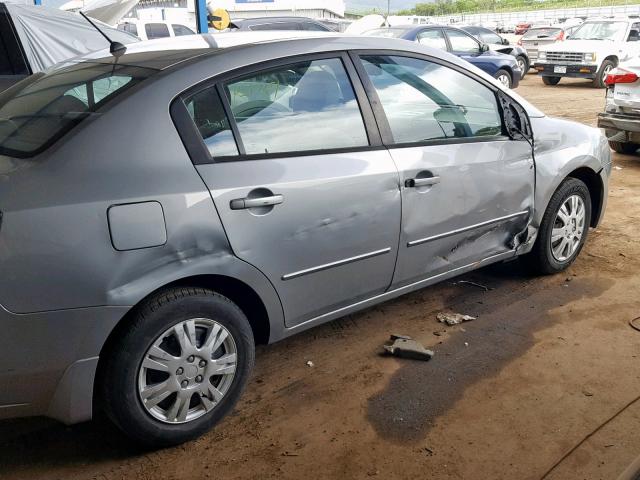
[355,54,535,287]
[181,55,401,327]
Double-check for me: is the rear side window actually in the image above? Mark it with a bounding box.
[222,58,368,155]
[446,28,481,53]
[416,29,447,49]
[172,24,194,36]
[302,22,329,31]
[145,23,170,39]
[0,63,153,158]
[360,55,502,144]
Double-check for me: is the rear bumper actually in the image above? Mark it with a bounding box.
[598,111,640,134]
[534,63,598,79]
[0,304,127,424]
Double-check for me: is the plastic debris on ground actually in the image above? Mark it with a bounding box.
[382,334,434,361]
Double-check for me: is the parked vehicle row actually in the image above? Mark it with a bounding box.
[533,18,640,88]
[363,25,522,88]
[0,30,611,447]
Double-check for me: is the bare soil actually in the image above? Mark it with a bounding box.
[2,75,640,480]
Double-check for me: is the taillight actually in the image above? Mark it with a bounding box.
[605,68,639,86]
[556,31,565,41]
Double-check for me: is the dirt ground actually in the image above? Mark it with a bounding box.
[2,75,640,480]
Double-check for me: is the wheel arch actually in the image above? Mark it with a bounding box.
[602,55,619,67]
[567,166,605,227]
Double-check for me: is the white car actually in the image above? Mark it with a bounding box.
[535,18,640,87]
[117,18,196,40]
[597,60,640,153]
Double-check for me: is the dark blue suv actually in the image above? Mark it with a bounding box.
[364,24,522,88]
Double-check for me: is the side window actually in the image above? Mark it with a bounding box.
[416,29,447,50]
[302,22,330,31]
[172,24,195,36]
[145,23,170,39]
[446,29,481,53]
[249,22,301,31]
[118,22,138,36]
[480,30,503,44]
[360,55,502,144]
[223,58,369,155]
[0,11,28,75]
[184,86,239,158]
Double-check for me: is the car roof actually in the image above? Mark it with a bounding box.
[233,16,323,24]
[64,31,340,70]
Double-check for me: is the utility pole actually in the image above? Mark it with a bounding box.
[387,0,390,17]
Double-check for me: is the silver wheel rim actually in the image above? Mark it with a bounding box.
[602,64,613,83]
[550,194,585,262]
[498,73,510,88]
[138,318,238,424]
[517,58,526,73]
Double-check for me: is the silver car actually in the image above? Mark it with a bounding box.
[0,32,611,447]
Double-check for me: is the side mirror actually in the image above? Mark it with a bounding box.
[502,37,510,45]
[480,43,490,52]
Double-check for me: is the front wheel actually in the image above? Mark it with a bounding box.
[516,55,528,79]
[524,178,591,275]
[542,76,561,86]
[100,288,255,447]
[593,59,616,88]
[495,69,512,88]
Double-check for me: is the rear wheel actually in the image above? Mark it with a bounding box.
[542,76,561,86]
[495,69,512,88]
[100,287,255,447]
[609,140,639,154]
[524,178,591,275]
[593,59,616,88]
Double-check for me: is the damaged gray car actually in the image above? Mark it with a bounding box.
[0,32,611,447]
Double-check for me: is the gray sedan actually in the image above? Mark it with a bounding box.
[0,32,611,447]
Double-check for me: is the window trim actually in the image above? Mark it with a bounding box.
[171,51,383,165]
[348,49,510,148]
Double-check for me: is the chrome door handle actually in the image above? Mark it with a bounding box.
[405,176,441,188]
[230,194,284,210]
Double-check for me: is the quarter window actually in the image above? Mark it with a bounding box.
[172,24,195,36]
[184,87,239,158]
[223,58,369,155]
[360,55,502,144]
[145,23,170,39]
[416,29,447,50]
[446,28,481,53]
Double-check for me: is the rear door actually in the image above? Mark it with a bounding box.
[174,54,401,327]
[352,53,534,287]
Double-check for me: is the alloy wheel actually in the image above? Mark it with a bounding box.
[550,194,586,262]
[138,318,238,424]
[497,73,511,88]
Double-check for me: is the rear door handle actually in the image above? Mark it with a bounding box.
[230,194,284,210]
[405,176,441,188]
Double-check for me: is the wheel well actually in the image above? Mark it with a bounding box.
[603,55,618,67]
[568,167,604,227]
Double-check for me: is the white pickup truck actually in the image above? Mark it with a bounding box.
[534,18,640,88]
[597,60,640,153]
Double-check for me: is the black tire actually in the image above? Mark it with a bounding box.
[516,55,528,79]
[609,140,639,154]
[523,178,592,275]
[593,59,616,88]
[542,76,561,86]
[100,287,255,448]
[495,68,512,88]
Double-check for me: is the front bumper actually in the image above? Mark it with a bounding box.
[0,304,127,424]
[534,63,598,78]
